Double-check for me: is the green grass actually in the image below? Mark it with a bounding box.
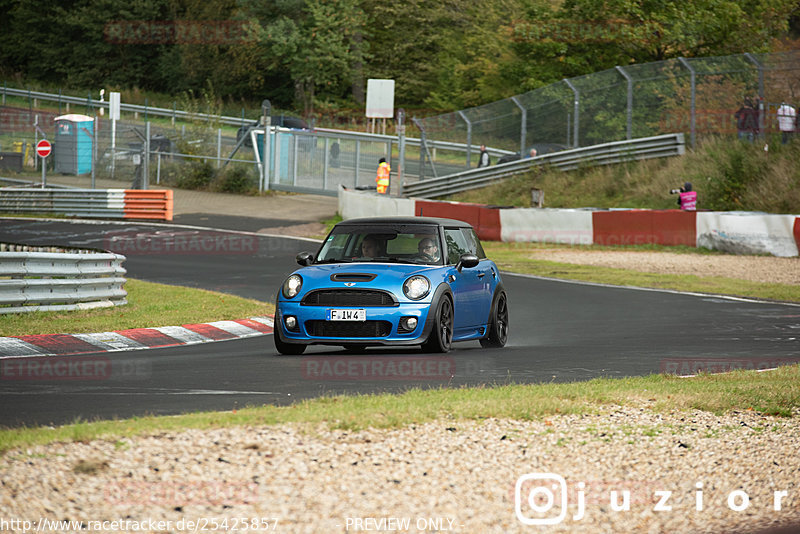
[1,364,797,454]
[0,278,272,336]
[483,242,800,303]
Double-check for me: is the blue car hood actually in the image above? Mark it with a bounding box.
[289,262,445,300]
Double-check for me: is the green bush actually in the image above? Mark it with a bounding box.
[175,161,215,190]
[214,166,255,194]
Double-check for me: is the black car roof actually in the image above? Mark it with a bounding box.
[336,216,474,228]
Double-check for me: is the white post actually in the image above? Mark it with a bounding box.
[109,92,120,179]
[216,128,222,168]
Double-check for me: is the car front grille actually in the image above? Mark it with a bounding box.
[305,320,392,338]
[301,289,396,307]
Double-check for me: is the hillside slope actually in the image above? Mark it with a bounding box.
[451,137,800,214]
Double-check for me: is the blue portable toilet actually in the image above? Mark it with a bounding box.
[54,114,94,175]
[255,130,291,183]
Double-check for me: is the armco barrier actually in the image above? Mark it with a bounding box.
[403,134,685,199]
[592,210,697,247]
[338,189,800,257]
[0,188,173,221]
[123,190,174,220]
[0,250,127,314]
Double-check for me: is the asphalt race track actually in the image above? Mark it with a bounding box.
[1,219,799,427]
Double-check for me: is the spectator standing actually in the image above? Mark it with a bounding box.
[734,98,757,142]
[478,145,490,167]
[376,157,391,194]
[777,102,796,144]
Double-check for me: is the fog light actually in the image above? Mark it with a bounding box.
[399,316,418,334]
[285,316,298,331]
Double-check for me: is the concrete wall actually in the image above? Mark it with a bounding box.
[337,188,800,257]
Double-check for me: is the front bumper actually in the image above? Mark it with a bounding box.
[275,300,434,346]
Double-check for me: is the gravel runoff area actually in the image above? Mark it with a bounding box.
[2,406,799,533]
[523,249,800,286]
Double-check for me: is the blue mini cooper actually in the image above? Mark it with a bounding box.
[273,217,509,355]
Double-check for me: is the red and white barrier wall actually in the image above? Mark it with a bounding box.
[339,188,800,257]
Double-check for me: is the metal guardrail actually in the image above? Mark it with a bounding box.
[1,86,250,127]
[0,250,127,314]
[0,188,173,220]
[403,133,685,198]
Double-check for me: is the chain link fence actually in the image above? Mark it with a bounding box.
[414,50,800,178]
[2,49,798,192]
[0,106,392,195]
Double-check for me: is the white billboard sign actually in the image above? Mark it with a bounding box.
[109,91,121,121]
[366,79,395,118]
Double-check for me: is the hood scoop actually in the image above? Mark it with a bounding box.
[330,273,377,282]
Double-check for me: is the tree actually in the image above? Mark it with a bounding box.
[241,0,368,116]
[509,0,798,90]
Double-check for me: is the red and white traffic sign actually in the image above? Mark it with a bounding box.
[36,139,52,158]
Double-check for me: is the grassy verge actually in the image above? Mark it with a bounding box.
[483,242,800,303]
[1,364,797,453]
[0,279,272,337]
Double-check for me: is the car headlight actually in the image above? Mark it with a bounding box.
[403,275,430,300]
[282,274,303,299]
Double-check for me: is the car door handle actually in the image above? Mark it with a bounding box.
[477,272,485,278]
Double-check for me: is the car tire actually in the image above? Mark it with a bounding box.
[422,296,453,353]
[274,327,306,355]
[480,291,509,348]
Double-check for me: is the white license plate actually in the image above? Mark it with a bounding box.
[326,309,366,321]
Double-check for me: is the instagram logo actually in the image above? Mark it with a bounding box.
[515,473,568,525]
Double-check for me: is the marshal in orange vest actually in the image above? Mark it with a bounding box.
[376,158,390,194]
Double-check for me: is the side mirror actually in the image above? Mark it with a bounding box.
[456,253,479,272]
[296,252,314,266]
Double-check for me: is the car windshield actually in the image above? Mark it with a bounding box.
[316,224,443,265]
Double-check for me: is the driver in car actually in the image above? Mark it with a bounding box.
[416,237,440,262]
[360,235,382,258]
